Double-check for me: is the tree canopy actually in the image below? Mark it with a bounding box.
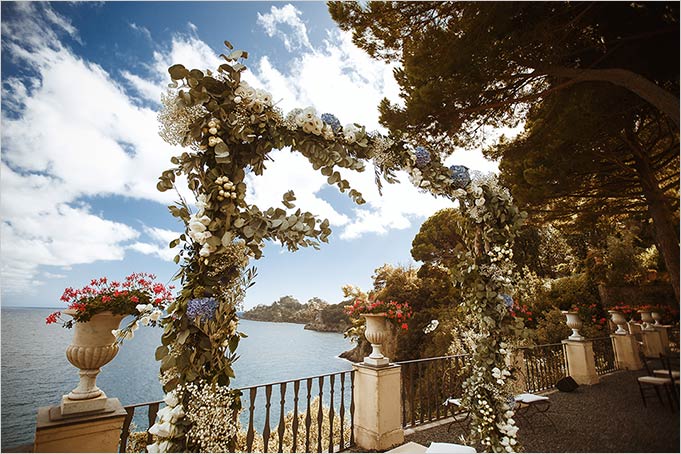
[330,1,680,301]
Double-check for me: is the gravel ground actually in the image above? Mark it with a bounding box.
[404,370,679,453]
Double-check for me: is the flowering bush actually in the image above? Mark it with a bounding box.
[344,296,413,330]
[46,273,174,339]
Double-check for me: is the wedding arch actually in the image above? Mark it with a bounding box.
[151,42,526,453]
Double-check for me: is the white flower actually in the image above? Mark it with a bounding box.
[189,219,207,233]
[475,197,485,207]
[150,310,162,322]
[208,127,218,135]
[164,391,179,407]
[452,188,467,198]
[156,405,172,422]
[256,89,272,105]
[141,316,151,326]
[491,367,502,379]
[135,304,149,313]
[208,136,218,147]
[149,421,176,438]
[111,329,120,338]
[302,107,316,121]
[344,131,357,144]
[506,446,513,453]
[199,243,216,257]
[251,101,265,114]
[168,405,185,422]
[233,95,242,104]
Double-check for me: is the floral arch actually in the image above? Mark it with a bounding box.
[151,42,526,453]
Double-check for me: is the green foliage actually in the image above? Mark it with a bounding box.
[411,208,466,268]
[330,1,680,303]
[534,308,572,345]
[547,272,600,312]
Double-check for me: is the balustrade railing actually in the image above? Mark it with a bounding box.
[397,355,469,428]
[522,343,568,392]
[119,400,160,453]
[119,370,354,453]
[592,336,618,375]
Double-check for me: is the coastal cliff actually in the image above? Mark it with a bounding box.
[241,296,351,333]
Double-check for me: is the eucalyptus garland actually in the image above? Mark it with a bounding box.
[447,174,528,452]
[153,41,523,453]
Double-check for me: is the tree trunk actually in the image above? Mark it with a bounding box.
[543,67,680,128]
[629,144,680,304]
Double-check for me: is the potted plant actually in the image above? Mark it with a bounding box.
[47,273,174,413]
[345,295,413,366]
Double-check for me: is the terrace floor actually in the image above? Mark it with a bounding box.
[403,369,680,453]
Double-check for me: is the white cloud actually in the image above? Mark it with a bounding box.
[244,149,350,227]
[0,2,506,295]
[0,5,209,294]
[129,22,152,42]
[128,226,182,262]
[257,4,313,52]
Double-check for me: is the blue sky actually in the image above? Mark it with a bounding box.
[1,2,500,310]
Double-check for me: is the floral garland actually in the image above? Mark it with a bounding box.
[445,174,528,452]
[154,41,522,452]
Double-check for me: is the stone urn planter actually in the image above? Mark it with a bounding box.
[608,310,628,335]
[651,311,662,326]
[639,310,654,330]
[562,311,584,341]
[62,309,126,414]
[362,313,390,367]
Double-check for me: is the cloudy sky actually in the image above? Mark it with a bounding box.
[1,2,500,310]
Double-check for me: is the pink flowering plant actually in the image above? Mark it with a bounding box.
[344,295,413,330]
[46,273,175,340]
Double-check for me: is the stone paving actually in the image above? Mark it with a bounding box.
[404,369,680,453]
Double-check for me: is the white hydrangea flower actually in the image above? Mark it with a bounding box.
[164,391,179,407]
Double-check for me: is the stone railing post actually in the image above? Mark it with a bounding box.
[641,327,664,358]
[562,339,599,385]
[511,350,528,392]
[34,398,127,453]
[352,362,404,451]
[611,333,643,370]
[652,325,671,352]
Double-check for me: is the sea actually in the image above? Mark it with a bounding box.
[0,307,354,450]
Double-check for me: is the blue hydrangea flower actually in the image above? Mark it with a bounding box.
[186,297,218,321]
[449,165,471,189]
[321,113,342,133]
[414,146,431,168]
[501,294,514,308]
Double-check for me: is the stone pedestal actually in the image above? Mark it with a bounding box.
[562,339,599,385]
[61,393,109,416]
[34,398,127,453]
[652,325,670,351]
[352,363,404,451]
[641,329,664,358]
[611,334,643,370]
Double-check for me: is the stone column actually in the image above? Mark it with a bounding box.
[611,334,643,370]
[34,398,127,453]
[562,339,599,385]
[652,325,670,351]
[352,363,404,451]
[641,328,664,357]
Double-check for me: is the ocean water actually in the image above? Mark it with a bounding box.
[0,307,354,449]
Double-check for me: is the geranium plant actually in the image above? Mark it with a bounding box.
[345,295,413,330]
[46,273,174,341]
